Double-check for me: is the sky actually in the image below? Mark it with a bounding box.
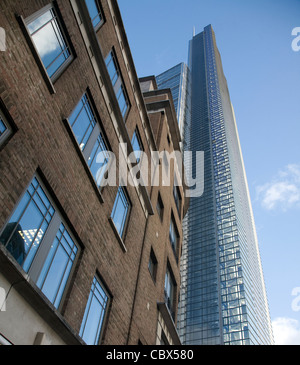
[117,0,300,345]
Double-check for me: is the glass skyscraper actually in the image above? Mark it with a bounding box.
[156,63,191,143]
[158,25,274,345]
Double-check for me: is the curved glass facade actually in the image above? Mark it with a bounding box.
[176,25,274,345]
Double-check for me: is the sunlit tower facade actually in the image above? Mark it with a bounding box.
[162,25,274,345]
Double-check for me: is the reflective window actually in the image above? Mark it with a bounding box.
[0,110,11,146]
[0,117,7,137]
[85,0,104,29]
[68,92,110,188]
[0,176,79,309]
[165,266,176,320]
[131,128,143,163]
[79,276,109,345]
[36,223,78,308]
[169,215,179,260]
[105,51,129,119]
[88,134,110,187]
[26,5,72,79]
[69,93,96,151]
[0,177,54,271]
[111,187,131,238]
[173,184,181,217]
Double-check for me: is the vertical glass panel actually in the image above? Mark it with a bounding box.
[111,187,130,238]
[105,53,118,86]
[27,7,71,78]
[117,86,128,118]
[79,277,109,345]
[85,0,103,28]
[36,223,78,308]
[68,94,96,151]
[88,133,110,187]
[0,116,7,137]
[0,178,54,271]
[131,129,143,163]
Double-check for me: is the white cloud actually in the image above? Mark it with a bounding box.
[257,164,300,211]
[272,317,300,345]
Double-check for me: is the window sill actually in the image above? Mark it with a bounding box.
[0,244,84,345]
[108,217,127,253]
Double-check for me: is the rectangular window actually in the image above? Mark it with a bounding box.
[0,110,11,147]
[131,128,144,163]
[79,276,110,345]
[164,265,176,320]
[85,0,104,29]
[111,187,131,239]
[0,176,80,309]
[148,248,158,282]
[156,193,164,221]
[25,4,73,81]
[36,223,78,308]
[169,214,179,261]
[105,50,129,119]
[173,184,182,217]
[68,92,110,188]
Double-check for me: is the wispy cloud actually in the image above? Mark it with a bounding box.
[257,164,300,211]
[272,317,300,345]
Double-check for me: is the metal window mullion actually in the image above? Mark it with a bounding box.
[29,13,55,37]
[28,212,61,283]
[52,228,74,306]
[3,183,41,249]
[70,97,88,128]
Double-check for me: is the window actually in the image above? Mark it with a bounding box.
[105,50,129,119]
[131,128,144,163]
[156,193,164,221]
[164,265,176,320]
[111,187,131,239]
[68,92,110,188]
[0,110,11,147]
[160,330,170,345]
[173,184,182,217]
[148,248,158,282]
[79,276,110,345]
[85,0,104,29]
[0,176,80,309]
[25,4,73,81]
[169,214,179,261]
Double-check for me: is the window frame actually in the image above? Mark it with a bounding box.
[0,174,80,311]
[131,127,144,164]
[169,213,179,262]
[156,192,164,222]
[164,264,176,320]
[18,3,75,93]
[148,248,158,283]
[173,183,182,219]
[109,185,132,252]
[84,0,105,31]
[105,49,130,120]
[65,90,111,196]
[0,109,12,148]
[79,275,110,345]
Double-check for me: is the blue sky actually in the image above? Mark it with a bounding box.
[117,0,300,344]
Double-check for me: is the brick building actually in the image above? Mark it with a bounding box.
[0,0,187,345]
